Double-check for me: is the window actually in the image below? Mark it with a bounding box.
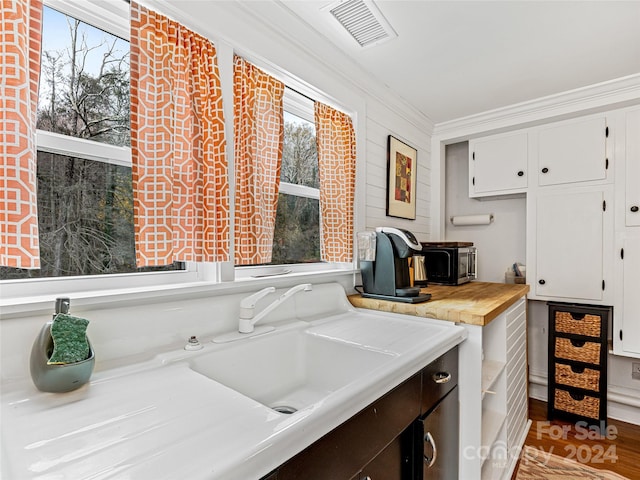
[2,2,355,292]
[270,90,321,265]
[0,5,184,280]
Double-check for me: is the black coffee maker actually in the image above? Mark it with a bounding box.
[359,227,431,303]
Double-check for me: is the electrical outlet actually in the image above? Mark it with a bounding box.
[632,362,640,380]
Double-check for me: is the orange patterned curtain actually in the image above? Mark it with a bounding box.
[233,56,284,265]
[130,2,229,267]
[314,102,356,263]
[0,0,43,268]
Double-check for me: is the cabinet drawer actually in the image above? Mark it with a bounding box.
[554,311,601,338]
[554,337,600,364]
[553,389,600,420]
[555,363,600,392]
[420,346,458,414]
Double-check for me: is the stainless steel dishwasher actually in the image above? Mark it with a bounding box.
[412,347,459,479]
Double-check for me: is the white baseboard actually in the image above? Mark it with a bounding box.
[528,373,640,426]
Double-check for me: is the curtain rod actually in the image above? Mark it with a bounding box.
[286,86,316,104]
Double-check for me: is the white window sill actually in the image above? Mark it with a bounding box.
[0,268,358,318]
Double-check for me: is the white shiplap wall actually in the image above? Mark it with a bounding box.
[365,100,432,241]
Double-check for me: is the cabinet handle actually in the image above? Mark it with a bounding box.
[432,372,452,384]
[517,170,524,177]
[539,279,546,285]
[423,432,437,468]
[631,206,639,213]
[541,167,549,174]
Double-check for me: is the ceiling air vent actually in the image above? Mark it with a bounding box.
[327,0,397,48]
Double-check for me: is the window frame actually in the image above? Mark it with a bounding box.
[1,0,201,300]
[279,89,320,201]
[234,86,355,279]
[1,0,359,304]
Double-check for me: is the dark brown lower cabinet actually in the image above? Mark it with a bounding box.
[260,347,459,480]
[415,387,459,479]
[276,371,421,480]
[357,432,409,480]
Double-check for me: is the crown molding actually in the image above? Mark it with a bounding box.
[433,73,640,143]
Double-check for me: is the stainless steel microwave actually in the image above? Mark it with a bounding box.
[421,242,477,285]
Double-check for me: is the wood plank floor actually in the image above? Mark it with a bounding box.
[512,399,640,479]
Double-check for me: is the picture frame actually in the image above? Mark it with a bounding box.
[386,135,417,220]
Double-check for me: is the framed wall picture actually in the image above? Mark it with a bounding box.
[386,135,417,219]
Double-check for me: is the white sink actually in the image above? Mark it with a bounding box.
[188,327,395,413]
[1,282,468,480]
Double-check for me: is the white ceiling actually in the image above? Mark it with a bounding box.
[279,0,640,124]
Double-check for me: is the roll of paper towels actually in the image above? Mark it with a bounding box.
[450,214,494,226]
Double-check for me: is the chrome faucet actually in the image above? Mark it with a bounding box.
[238,284,313,334]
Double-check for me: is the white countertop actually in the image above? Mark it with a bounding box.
[1,309,466,480]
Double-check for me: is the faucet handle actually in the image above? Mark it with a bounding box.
[54,297,70,318]
[239,287,276,319]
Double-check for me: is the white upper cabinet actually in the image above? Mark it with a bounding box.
[469,131,528,198]
[535,188,607,301]
[537,116,609,186]
[626,109,640,227]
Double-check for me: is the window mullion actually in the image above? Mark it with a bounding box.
[37,130,131,167]
[279,182,319,200]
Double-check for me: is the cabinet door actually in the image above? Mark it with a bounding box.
[626,110,640,227]
[538,116,608,186]
[358,435,404,480]
[420,388,459,480]
[469,131,527,197]
[622,238,640,354]
[536,189,604,300]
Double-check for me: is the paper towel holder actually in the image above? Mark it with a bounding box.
[450,214,494,226]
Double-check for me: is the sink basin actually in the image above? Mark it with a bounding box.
[188,327,395,413]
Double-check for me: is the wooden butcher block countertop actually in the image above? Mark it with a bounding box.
[348,281,529,327]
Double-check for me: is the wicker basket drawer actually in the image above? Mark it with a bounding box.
[554,389,600,419]
[555,363,600,392]
[554,337,600,364]
[554,311,601,337]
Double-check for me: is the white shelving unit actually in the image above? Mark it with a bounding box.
[482,359,506,398]
[481,406,506,451]
[459,296,529,480]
